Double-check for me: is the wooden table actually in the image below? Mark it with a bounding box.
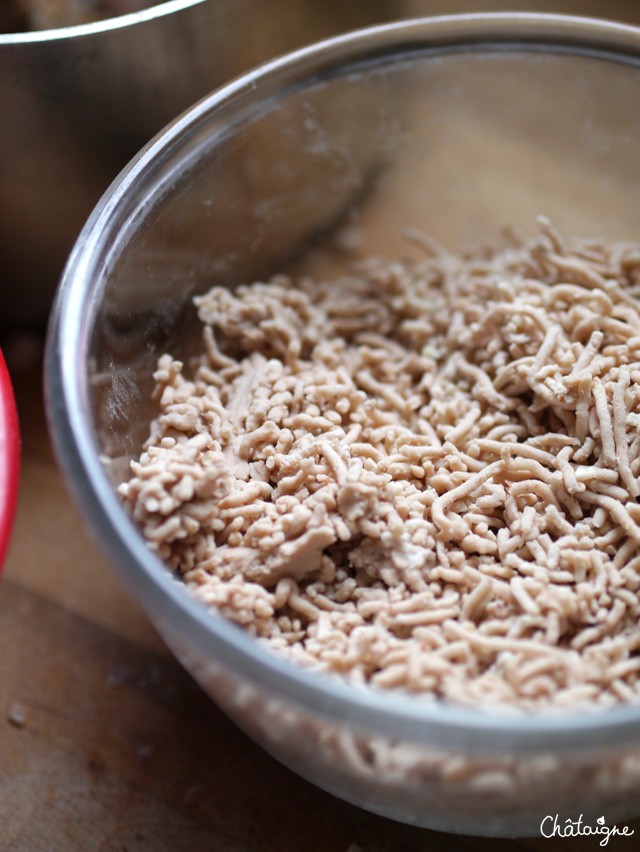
[4,2,640,846]
[0,347,637,851]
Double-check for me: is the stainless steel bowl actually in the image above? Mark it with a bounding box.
[46,14,640,837]
[0,0,393,325]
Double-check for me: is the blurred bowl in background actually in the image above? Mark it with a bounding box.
[0,349,20,574]
[0,0,394,326]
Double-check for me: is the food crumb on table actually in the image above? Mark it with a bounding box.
[6,701,28,729]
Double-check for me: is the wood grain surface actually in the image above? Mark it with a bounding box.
[1,354,640,851]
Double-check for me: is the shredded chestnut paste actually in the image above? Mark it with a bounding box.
[119,218,640,709]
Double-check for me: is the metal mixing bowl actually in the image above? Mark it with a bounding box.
[46,14,640,837]
[0,0,393,326]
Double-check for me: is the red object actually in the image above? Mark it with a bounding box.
[0,348,20,573]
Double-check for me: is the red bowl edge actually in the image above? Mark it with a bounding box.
[0,348,20,574]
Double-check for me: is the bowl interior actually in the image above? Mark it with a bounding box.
[89,25,640,471]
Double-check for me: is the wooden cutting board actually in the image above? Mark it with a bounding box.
[0,348,638,852]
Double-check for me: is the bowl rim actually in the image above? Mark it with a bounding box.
[46,11,640,754]
[0,0,207,44]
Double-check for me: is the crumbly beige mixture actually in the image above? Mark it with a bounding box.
[119,218,640,709]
